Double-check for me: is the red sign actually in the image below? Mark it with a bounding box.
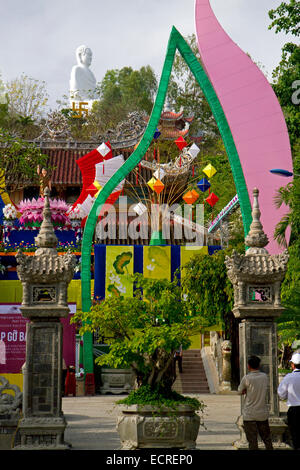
[0,304,76,374]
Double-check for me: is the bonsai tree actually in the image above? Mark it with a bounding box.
[74,272,214,408]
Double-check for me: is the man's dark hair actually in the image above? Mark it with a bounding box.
[248,355,261,369]
[294,363,300,370]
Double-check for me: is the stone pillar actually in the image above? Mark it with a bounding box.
[14,188,76,450]
[225,188,290,449]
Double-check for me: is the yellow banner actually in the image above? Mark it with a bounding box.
[180,246,208,277]
[105,246,134,297]
[143,246,171,280]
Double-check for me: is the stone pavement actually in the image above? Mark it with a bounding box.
[62,392,288,451]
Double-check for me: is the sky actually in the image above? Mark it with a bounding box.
[0,0,295,111]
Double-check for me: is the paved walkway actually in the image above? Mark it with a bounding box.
[62,392,287,451]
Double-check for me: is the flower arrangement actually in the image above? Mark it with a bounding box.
[3,204,17,220]
[0,240,83,253]
[18,197,71,228]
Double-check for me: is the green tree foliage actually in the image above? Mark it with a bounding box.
[180,248,236,332]
[268,0,300,37]
[272,42,300,148]
[167,34,219,137]
[0,130,48,195]
[73,273,214,392]
[268,1,300,352]
[92,65,157,131]
[6,73,48,121]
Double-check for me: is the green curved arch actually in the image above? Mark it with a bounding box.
[80,27,252,370]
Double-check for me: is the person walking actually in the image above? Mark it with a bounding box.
[278,352,300,450]
[238,355,273,450]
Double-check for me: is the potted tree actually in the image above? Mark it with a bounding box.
[74,273,211,449]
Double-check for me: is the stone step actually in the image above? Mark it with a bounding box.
[172,349,210,394]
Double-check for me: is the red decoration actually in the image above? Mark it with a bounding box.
[71,142,112,209]
[205,192,219,207]
[175,136,187,150]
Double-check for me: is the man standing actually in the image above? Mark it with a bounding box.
[238,355,273,450]
[278,352,300,450]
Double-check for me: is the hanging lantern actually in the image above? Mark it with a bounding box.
[205,192,219,207]
[154,128,161,140]
[197,177,211,193]
[147,177,157,191]
[183,190,199,205]
[203,163,217,179]
[154,167,166,181]
[152,179,165,194]
[175,136,187,150]
[188,143,200,159]
[97,142,111,157]
[191,189,199,201]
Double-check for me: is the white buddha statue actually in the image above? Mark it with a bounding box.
[69,45,97,105]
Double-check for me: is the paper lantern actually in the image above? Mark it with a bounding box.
[147,177,157,191]
[205,192,219,207]
[133,202,147,215]
[153,168,166,181]
[154,129,161,140]
[197,177,211,192]
[175,136,187,150]
[183,190,199,205]
[188,143,200,159]
[152,179,165,194]
[97,142,111,157]
[191,189,199,201]
[203,164,217,179]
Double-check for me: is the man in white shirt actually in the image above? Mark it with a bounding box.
[238,355,273,450]
[278,352,300,450]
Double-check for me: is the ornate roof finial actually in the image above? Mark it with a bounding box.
[34,187,58,253]
[245,188,269,254]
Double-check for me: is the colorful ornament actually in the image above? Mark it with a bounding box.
[197,177,211,192]
[175,136,187,150]
[153,168,166,181]
[183,190,199,205]
[191,189,199,201]
[205,192,219,207]
[188,143,200,159]
[154,129,161,140]
[152,179,165,194]
[147,177,157,191]
[203,163,217,179]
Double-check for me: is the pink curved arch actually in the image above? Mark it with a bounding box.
[195,0,293,253]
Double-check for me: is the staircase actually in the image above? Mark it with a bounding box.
[172,349,210,394]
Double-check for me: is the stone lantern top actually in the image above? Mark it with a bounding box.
[16,188,76,288]
[225,188,289,284]
[244,187,269,254]
[34,187,58,254]
[225,188,289,318]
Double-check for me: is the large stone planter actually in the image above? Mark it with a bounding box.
[100,368,135,395]
[116,404,200,449]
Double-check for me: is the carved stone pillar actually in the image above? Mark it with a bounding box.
[225,188,290,449]
[14,188,76,450]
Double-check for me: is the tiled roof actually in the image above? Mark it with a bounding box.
[42,147,132,186]
[161,128,190,139]
[160,110,184,120]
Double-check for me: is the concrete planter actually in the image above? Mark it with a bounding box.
[116,404,200,449]
[100,368,135,395]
